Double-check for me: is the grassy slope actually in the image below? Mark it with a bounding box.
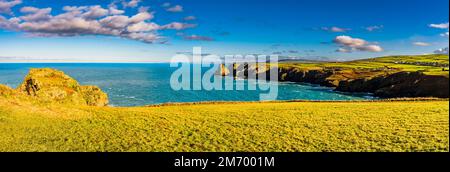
[0,97,448,152]
[279,54,449,77]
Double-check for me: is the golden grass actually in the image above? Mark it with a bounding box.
[0,97,448,152]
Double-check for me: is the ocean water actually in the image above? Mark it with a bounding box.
[0,63,373,106]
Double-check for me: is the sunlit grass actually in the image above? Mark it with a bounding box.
[279,54,449,76]
[0,97,448,152]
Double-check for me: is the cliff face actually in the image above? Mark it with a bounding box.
[336,71,449,98]
[227,65,449,98]
[278,68,338,87]
[15,68,109,106]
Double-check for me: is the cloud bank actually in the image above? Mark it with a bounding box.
[0,0,21,14]
[0,1,201,44]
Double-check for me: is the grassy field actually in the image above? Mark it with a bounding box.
[279,54,449,77]
[0,97,448,152]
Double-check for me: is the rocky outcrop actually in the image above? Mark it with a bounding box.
[16,68,108,106]
[80,86,109,106]
[225,64,449,98]
[336,72,449,98]
[277,67,338,87]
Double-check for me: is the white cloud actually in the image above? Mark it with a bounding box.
[99,15,131,29]
[0,5,167,44]
[0,2,205,44]
[429,22,449,29]
[81,5,109,20]
[122,0,141,8]
[0,15,10,28]
[322,26,349,32]
[0,0,21,15]
[336,47,351,53]
[357,45,383,52]
[434,47,449,54]
[183,16,196,21]
[138,6,149,13]
[412,42,431,46]
[126,32,159,43]
[183,34,213,41]
[127,21,159,32]
[366,25,383,32]
[334,35,366,47]
[129,11,154,23]
[161,22,196,30]
[19,6,52,22]
[109,6,124,15]
[333,35,383,52]
[20,6,40,13]
[429,22,449,38]
[166,5,183,12]
[330,27,346,32]
[162,3,171,7]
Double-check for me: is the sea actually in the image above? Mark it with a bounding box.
[0,63,374,106]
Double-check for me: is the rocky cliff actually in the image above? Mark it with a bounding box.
[224,64,449,98]
[4,68,109,106]
[336,71,449,98]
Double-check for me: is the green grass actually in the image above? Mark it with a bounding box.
[0,97,448,152]
[279,54,449,76]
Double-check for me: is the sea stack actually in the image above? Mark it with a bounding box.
[17,68,109,106]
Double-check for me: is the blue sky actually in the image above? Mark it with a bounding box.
[0,0,448,62]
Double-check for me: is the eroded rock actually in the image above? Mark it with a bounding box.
[17,68,109,106]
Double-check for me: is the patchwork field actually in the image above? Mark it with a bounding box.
[0,98,448,152]
[279,54,449,76]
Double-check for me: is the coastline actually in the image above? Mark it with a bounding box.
[144,98,449,108]
[220,54,449,99]
[0,67,448,152]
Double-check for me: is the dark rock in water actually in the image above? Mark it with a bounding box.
[17,68,109,106]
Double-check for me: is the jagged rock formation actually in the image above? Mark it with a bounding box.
[336,71,449,98]
[16,68,108,106]
[225,64,449,98]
